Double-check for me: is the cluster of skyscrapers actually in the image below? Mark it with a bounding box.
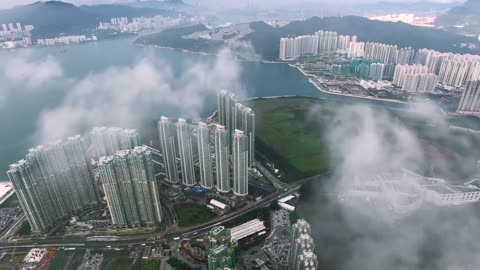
[393,64,437,93]
[157,90,254,197]
[98,146,162,227]
[279,29,480,93]
[207,226,236,270]
[279,30,358,60]
[36,35,97,46]
[6,126,153,232]
[288,219,318,270]
[97,15,198,33]
[413,49,480,88]
[0,22,34,49]
[7,135,99,233]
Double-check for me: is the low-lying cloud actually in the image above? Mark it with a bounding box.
[0,51,63,100]
[33,47,244,143]
[302,102,480,270]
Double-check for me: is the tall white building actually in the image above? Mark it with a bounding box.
[288,219,317,270]
[348,41,365,58]
[337,35,352,53]
[279,37,296,60]
[402,73,437,93]
[197,122,214,189]
[438,54,480,88]
[158,116,179,183]
[393,64,429,88]
[315,30,338,52]
[177,118,196,186]
[364,42,398,64]
[457,80,480,115]
[232,130,248,196]
[396,47,415,65]
[368,63,385,81]
[214,125,230,193]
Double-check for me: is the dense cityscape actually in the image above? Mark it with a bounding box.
[279,29,480,115]
[1,0,480,270]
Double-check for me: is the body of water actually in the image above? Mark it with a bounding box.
[0,37,403,176]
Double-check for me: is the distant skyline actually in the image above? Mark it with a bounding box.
[0,0,465,9]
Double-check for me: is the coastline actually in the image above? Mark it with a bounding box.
[134,43,286,64]
[289,63,408,105]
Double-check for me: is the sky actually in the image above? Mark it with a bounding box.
[0,0,464,9]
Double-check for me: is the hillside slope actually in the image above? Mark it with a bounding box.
[137,16,480,60]
[0,1,176,38]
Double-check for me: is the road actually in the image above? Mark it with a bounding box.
[0,171,330,252]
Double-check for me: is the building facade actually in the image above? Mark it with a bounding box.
[158,116,179,183]
[177,118,196,186]
[232,130,248,196]
[197,122,214,189]
[98,146,162,227]
[8,136,99,233]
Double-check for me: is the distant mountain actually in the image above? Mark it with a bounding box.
[436,0,480,34]
[0,1,177,38]
[124,0,186,9]
[136,16,480,60]
[354,1,458,15]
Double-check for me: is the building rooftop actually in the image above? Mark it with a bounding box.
[230,219,266,242]
[210,199,227,210]
[0,182,14,199]
[9,159,27,170]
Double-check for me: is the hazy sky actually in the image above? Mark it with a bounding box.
[0,0,464,9]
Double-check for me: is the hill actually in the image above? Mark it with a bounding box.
[136,16,480,60]
[354,1,457,14]
[0,1,177,38]
[123,0,186,10]
[436,0,480,34]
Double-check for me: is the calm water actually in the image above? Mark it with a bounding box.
[0,37,403,176]
[0,38,317,176]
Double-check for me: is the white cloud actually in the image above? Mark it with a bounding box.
[303,101,480,270]
[34,47,244,143]
[2,52,63,88]
[0,51,64,108]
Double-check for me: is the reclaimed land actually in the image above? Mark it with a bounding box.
[247,97,332,183]
[248,96,480,184]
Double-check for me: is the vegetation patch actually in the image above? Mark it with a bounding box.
[174,203,217,228]
[248,97,332,183]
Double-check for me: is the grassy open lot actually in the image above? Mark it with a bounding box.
[174,203,217,228]
[248,97,332,183]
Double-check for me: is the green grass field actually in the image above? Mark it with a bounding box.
[47,249,64,270]
[174,203,217,228]
[248,97,332,183]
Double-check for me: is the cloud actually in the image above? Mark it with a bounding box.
[301,101,480,269]
[0,51,64,108]
[2,52,63,88]
[34,47,244,143]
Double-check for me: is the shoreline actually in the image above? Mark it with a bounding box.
[289,64,408,105]
[134,43,287,64]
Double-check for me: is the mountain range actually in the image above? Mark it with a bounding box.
[435,0,480,34]
[136,16,480,61]
[354,1,458,15]
[0,1,177,38]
